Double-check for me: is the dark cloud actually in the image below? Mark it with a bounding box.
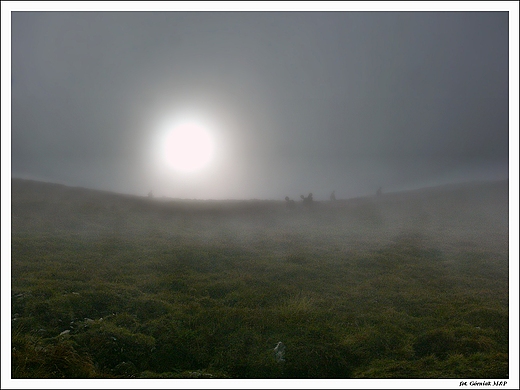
[10,9,511,199]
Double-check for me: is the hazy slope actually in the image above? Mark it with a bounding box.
[10,178,509,251]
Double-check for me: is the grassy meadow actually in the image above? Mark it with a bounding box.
[10,178,509,379]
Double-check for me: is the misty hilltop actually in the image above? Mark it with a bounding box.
[11,178,508,252]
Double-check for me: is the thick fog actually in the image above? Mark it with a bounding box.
[8,5,513,200]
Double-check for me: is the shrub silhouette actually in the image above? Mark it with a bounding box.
[300,193,314,208]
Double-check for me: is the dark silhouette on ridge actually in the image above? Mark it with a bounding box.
[300,193,314,208]
[285,196,296,209]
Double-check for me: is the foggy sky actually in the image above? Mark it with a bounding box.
[9,6,512,200]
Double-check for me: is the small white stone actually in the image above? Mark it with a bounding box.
[274,341,286,363]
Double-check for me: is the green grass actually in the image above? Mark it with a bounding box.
[10,179,509,378]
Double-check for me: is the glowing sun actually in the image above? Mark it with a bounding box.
[162,122,215,173]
